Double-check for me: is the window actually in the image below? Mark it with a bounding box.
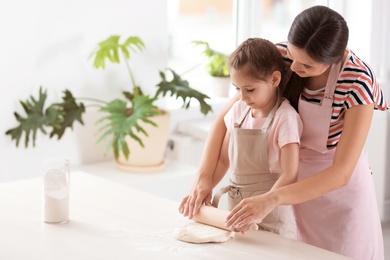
[168,0,234,69]
[166,0,330,102]
[235,0,328,44]
[168,0,329,68]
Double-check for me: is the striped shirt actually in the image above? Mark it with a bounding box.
[276,42,388,148]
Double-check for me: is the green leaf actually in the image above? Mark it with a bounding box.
[123,36,145,54]
[156,69,213,115]
[192,40,230,77]
[96,95,159,160]
[5,87,85,148]
[5,87,50,147]
[90,35,145,69]
[49,90,86,139]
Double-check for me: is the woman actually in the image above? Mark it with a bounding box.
[179,5,387,259]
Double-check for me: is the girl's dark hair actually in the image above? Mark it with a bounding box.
[284,5,349,110]
[229,38,287,93]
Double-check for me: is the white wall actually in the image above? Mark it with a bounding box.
[369,0,390,221]
[0,0,168,181]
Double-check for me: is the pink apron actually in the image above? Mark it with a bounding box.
[213,99,297,239]
[295,61,384,259]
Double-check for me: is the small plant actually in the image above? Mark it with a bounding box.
[6,35,212,161]
[193,40,229,77]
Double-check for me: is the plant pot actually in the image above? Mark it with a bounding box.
[116,110,170,172]
[209,76,231,97]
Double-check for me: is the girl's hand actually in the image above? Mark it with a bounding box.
[225,193,277,232]
[178,181,213,219]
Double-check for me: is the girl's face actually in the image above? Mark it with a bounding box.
[230,68,279,114]
[287,43,330,77]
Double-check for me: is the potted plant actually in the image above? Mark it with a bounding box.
[6,35,212,171]
[193,40,231,97]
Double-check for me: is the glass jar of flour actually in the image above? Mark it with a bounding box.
[42,158,70,224]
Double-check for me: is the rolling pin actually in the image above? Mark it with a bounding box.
[192,205,258,231]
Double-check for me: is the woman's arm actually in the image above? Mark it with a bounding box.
[225,103,374,231]
[179,94,239,218]
[270,142,299,191]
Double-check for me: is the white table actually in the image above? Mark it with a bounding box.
[0,171,350,260]
[74,160,200,202]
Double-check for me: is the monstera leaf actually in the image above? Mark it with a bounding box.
[156,69,212,115]
[96,94,159,160]
[50,90,86,139]
[90,35,145,69]
[89,35,145,91]
[5,87,85,148]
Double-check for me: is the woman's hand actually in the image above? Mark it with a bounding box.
[179,181,213,219]
[225,193,277,232]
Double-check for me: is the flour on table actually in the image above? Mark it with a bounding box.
[174,222,235,244]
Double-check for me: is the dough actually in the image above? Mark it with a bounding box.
[174,221,235,244]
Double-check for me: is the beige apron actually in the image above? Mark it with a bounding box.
[213,100,296,239]
[295,60,384,259]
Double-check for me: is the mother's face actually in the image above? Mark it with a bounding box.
[286,43,330,78]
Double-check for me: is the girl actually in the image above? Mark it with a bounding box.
[180,38,302,239]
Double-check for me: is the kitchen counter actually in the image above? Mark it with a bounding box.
[0,171,350,260]
[74,160,230,204]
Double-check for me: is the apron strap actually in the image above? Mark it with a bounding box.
[234,96,281,130]
[212,173,279,207]
[321,60,343,108]
[234,107,251,128]
[212,186,231,207]
[261,96,281,131]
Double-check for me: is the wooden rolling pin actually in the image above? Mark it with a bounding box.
[192,205,258,231]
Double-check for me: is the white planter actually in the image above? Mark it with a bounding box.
[116,111,170,172]
[209,76,231,98]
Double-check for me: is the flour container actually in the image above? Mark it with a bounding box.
[42,158,70,224]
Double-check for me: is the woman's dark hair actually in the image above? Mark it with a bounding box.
[284,5,349,110]
[229,38,287,94]
[288,5,348,64]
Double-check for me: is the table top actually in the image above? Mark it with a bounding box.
[74,160,228,203]
[0,171,350,260]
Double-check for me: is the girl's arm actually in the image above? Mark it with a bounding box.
[179,94,239,219]
[270,142,299,191]
[211,131,231,187]
[226,103,374,231]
